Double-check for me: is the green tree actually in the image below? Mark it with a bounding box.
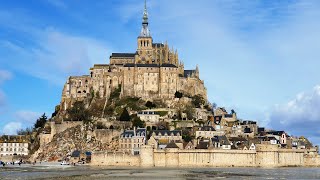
[95,91,100,99]
[132,116,145,128]
[184,105,195,120]
[34,113,47,129]
[51,105,60,118]
[183,135,192,142]
[175,91,183,98]
[109,85,121,100]
[145,101,156,109]
[17,127,33,135]
[96,122,107,129]
[192,95,205,108]
[67,101,91,121]
[120,108,131,121]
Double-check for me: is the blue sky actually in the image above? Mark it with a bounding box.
[0,0,320,144]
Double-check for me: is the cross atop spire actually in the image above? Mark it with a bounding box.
[140,0,151,37]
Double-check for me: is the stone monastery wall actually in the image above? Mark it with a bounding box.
[91,145,319,167]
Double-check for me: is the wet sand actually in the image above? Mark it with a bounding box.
[1,163,320,180]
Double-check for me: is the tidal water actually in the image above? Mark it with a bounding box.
[1,165,320,180]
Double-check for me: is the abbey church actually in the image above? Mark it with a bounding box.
[60,1,207,110]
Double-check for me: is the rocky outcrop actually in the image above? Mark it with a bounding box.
[35,124,119,162]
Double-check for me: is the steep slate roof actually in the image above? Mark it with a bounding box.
[136,128,146,136]
[242,121,257,125]
[152,130,182,136]
[211,136,220,143]
[123,63,177,68]
[199,126,215,131]
[121,130,134,138]
[161,64,177,68]
[71,150,81,157]
[166,141,179,148]
[184,70,196,78]
[244,127,252,133]
[224,114,233,118]
[121,128,146,137]
[110,53,136,58]
[218,135,231,145]
[228,137,247,142]
[124,64,159,67]
[196,141,209,149]
[152,43,164,47]
[267,131,285,136]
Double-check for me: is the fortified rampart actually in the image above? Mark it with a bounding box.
[53,121,82,134]
[91,152,140,166]
[91,144,320,167]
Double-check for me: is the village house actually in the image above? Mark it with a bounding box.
[194,126,224,139]
[0,135,29,156]
[137,110,160,128]
[148,130,182,149]
[119,128,146,155]
[266,131,289,148]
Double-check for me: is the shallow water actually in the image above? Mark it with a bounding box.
[1,165,320,180]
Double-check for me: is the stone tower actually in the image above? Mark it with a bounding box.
[137,0,153,64]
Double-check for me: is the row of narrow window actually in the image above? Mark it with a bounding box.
[140,40,150,47]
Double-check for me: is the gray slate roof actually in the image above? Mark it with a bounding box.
[166,141,179,148]
[152,130,181,136]
[110,53,136,58]
[152,43,165,48]
[184,70,196,78]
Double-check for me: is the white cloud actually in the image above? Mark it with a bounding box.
[2,122,22,135]
[268,85,320,144]
[0,70,12,84]
[2,29,110,85]
[14,110,42,124]
[0,70,11,109]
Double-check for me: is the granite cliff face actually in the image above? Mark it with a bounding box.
[35,124,119,161]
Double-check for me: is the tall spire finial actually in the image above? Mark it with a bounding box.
[144,0,147,11]
[140,0,151,37]
[143,0,148,24]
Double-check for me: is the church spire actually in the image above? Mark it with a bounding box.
[140,0,151,37]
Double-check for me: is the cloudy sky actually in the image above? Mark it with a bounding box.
[0,0,320,144]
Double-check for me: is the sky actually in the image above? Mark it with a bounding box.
[0,0,320,144]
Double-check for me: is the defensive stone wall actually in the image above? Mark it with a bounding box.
[94,129,121,144]
[54,121,82,134]
[91,151,140,166]
[304,155,320,167]
[91,144,320,167]
[152,149,256,167]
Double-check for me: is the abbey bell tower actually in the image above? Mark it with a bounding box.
[137,0,153,64]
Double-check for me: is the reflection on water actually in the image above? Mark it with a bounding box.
[1,165,320,180]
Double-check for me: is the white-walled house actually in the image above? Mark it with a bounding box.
[0,135,29,156]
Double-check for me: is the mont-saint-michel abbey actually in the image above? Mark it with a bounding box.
[1,1,320,169]
[61,3,206,111]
